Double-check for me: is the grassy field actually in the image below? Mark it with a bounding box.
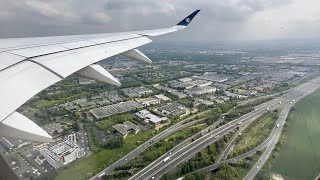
[55,129,155,180]
[33,99,59,109]
[271,89,320,180]
[231,111,278,157]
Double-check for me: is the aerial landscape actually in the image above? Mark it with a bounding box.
[1,41,320,180]
[1,1,320,180]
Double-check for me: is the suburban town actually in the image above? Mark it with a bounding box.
[1,44,320,180]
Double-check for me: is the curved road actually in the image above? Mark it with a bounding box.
[130,76,320,180]
[243,77,320,180]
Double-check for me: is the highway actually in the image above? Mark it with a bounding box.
[182,76,320,180]
[131,107,273,180]
[243,79,320,180]
[130,76,320,180]
[92,92,277,179]
[216,122,251,163]
[243,105,292,180]
[92,91,286,179]
[90,109,212,179]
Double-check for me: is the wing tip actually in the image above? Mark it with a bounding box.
[176,10,201,26]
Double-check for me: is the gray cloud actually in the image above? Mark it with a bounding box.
[0,0,308,41]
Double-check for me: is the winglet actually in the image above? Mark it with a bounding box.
[177,10,201,26]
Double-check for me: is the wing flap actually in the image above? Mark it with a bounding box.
[0,61,61,121]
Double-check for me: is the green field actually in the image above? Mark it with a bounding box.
[271,89,320,180]
[231,111,278,157]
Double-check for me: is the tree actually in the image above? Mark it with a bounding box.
[52,130,59,136]
[207,145,213,154]
[72,123,80,132]
[104,137,123,149]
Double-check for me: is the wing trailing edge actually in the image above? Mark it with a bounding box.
[0,112,52,142]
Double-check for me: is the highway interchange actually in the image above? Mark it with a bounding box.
[243,77,320,180]
[130,76,320,180]
[91,109,213,179]
[92,76,320,180]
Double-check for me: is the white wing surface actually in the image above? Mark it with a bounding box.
[0,10,200,142]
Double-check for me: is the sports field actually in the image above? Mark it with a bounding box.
[271,89,320,180]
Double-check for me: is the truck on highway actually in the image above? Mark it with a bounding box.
[276,124,280,128]
[163,157,171,163]
[98,172,105,178]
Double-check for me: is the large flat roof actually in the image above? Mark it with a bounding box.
[90,100,143,119]
[112,121,139,136]
[135,110,163,123]
[157,103,188,116]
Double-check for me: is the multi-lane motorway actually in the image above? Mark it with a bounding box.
[243,77,320,180]
[91,110,213,179]
[243,105,292,180]
[130,76,320,180]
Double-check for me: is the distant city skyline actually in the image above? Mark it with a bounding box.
[0,0,320,41]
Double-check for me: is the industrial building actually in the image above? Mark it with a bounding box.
[90,100,143,119]
[171,91,187,99]
[121,86,153,98]
[39,134,86,169]
[135,110,169,126]
[135,97,160,106]
[157,103,190,118]
[192,80,213,87]
[154,94,171,102]
[170,81,195,90]
[112,121,140,138]
[225,91,247,99]
[184,86,217,96]
[178,77,193,82]
[0,137,29,151]
[193,73,229,83]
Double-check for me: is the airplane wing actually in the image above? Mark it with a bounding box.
[0,10,200,142]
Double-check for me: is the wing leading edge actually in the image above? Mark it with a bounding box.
[0,10,200,142]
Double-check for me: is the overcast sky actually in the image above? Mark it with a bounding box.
[0,0,320,41]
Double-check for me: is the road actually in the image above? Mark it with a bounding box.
[184,77,320,179]
[90,109,212,179]
[130,76,320,180]
[243,79,320,180]
[216,122,251,163]
[205,121,251,180]
[92,93,281,179]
